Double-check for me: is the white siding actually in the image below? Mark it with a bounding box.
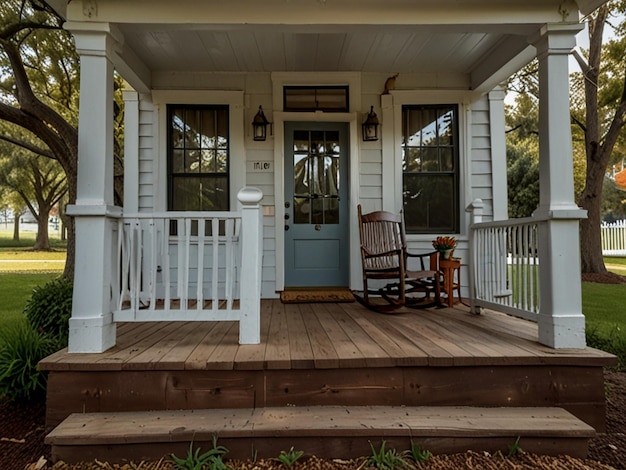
[131,72,500,297]
[138,97,156,212]
[469,96,494,221]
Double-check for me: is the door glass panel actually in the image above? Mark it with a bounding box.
[292,130,341,225]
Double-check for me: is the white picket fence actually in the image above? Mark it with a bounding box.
[601,220,626,256]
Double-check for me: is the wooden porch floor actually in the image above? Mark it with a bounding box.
[40,299,615,372]
[41,300,617,462]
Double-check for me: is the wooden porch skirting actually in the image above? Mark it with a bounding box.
[40,300,616,440]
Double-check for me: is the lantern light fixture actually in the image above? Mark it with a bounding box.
[362,105,379,141]
[252,105,270,141]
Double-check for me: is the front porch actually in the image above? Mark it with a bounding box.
[41,299,615,463]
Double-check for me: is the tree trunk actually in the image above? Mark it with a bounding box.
[575,5,626,274]
[579,193,607,273]
[12,216,19,241]
[62,171,77,281]
[32,212,50,250]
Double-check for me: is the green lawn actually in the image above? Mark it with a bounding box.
[605,256,626,275]
[0,233,67,345]
[0,227,67,251]
[0,272,61,345]
[0,231,67,272]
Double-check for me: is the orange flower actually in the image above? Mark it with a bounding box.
[432,236,457,250]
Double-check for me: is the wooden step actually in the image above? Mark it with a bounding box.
[45,406,595,464]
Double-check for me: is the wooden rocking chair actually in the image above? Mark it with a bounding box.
[353,205,442,313]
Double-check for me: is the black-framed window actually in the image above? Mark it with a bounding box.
[402,104,459,234]
[167,105,229,211]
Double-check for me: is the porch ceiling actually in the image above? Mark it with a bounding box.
[112,22,538,93]
[117,23,532,75]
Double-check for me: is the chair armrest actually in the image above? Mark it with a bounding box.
[405,250,439,270]
[363,247,404,259]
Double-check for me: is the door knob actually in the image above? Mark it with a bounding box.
[315,224,321,231]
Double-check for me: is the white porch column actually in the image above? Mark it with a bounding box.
[488,87,508,221]
[65,24,121,352]
[532,24,587,349]
[123,90,140,213]
[237,187,264,344]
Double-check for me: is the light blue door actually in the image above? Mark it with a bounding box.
[284,122,349,287]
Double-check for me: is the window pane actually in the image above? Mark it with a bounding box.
[168,105,229,211]
[189,150,204,173]
[294,196,309,224]
[171,112,185,149]
[403,174,455,232]
[200,176,228,211]
[216,149,228,173]
[216,108,229,148]
[402,104,458,233]
[440,148,454,171]
[184,109,201,149]
[171,176,228,211]
[438,107,455,146]
[200,109,216,148]
[284,86,349,112]
[420,147,439,172]
[293,130,309,152]
[172,150,185,173]
[200,150,215,173]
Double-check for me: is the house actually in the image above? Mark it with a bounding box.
[41,0,617,463]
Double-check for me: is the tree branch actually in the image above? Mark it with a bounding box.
[0,133,54,159]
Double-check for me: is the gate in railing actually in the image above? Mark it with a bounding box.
[601,220,626,256]
[112,188,264,344]
[470,216,542,322]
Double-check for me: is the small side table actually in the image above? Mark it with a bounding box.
[439,257,462,308]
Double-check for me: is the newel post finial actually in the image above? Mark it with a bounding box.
[467,198,484,224]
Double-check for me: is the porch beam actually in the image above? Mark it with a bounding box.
[532,23,587,349]
[66,26,120,353]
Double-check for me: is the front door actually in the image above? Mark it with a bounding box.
[284,122,349,287]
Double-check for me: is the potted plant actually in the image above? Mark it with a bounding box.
[432,236,457,259]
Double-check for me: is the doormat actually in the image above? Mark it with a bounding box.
[280,288,355,304]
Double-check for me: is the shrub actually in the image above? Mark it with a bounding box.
[23,276,72,347]
[587,325,626,371]
[0,322,57,401]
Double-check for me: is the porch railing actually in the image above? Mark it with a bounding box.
[601,219,626,256]
[112,188,264,344]
[468,201,542,322]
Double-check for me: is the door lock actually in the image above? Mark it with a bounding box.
[315,224,321,231]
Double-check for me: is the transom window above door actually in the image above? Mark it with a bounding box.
[167,105,229,211]
[402,104,459,234]
[283,86,349,112]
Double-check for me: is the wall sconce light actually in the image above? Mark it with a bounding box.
[252,105,270,141]
[362,106,379,142]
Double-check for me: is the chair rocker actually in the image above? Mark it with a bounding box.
[353,205,442,313]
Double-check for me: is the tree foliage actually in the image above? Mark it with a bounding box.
[506,2,626,273]
[572,1,626,273]
[0,139,67,249]
[505,84,541,218]
[0,0,78,276]
[507,144,540,218]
